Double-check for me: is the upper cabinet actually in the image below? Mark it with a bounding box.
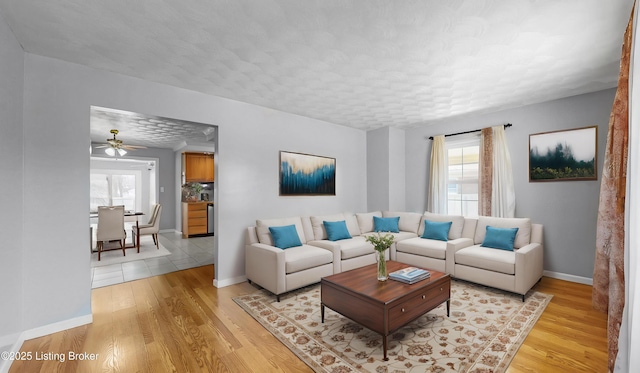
[184,152,214,182]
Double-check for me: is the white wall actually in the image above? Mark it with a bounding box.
[0,6,24,353]
[19,53,368,339]
[405,89,616,280]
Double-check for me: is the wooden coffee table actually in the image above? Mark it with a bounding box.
[321,261,450,361]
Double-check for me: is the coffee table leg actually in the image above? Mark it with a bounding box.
[446,299,450,317]
[383,334,388,361]
[321,303,325,323]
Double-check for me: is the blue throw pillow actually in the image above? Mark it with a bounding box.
[373,216,400,233]
[269,224,303,249]
[481,226,519,251]
[421,220,452,241]
[323,220,352,241]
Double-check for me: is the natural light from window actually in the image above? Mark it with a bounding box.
[90,172,139,212]
[447,139,479,217]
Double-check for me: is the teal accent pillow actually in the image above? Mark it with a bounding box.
[323,220,352,241]
[421,220,452,241]
[481,226,519,251]
[269,224,303,249]
[373,216,400,233]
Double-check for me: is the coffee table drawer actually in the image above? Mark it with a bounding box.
[388,280,450,331]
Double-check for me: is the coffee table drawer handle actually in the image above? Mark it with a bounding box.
[401,308,405,313]
[422,295,425,299]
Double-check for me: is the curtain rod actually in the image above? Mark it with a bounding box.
[428,123,512,140]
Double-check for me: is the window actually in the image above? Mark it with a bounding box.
[90,171,140,212]
[446,137,480,217]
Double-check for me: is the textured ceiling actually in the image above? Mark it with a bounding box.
[0,0,634,131]
[90,106,216,149]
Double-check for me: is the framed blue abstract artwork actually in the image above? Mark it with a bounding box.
[279,151,336,196]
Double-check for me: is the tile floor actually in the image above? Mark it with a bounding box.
[91,231,215,288]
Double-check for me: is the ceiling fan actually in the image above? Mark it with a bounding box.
[95,129,147,156]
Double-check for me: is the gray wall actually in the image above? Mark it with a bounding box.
[11,52,367,349]
[405,89,616,280]
[366,126,406,212]
[367,127,390,211]
[0,6,24,351]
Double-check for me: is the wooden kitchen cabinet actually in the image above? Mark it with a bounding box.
[182,202,208,237]
[184,152,214,182]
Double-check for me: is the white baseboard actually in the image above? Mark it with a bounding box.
[22,314,93,341]
[214,275,246,288]
[0,315,92,373]
[544,270,593,285]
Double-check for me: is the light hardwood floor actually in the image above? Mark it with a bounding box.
[8,266,607,372]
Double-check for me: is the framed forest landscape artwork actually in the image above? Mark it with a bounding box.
[279,151,336,196]
[529,126,598,182]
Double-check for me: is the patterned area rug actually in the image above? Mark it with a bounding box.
[234,280,551,373]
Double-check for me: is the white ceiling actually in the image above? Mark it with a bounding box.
[0,0,634,131]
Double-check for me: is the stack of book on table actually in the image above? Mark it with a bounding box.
[389,267,431,284]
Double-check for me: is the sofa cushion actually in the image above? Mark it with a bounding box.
[308,236,374,260]
[269,225,303,249]
[256,217,307,245]
[421,212,465,239]
[396,237,447,260]
[474,217,531,248]
[362,231,418,242]
[481,226,518,251]
[356,211,382,233]
[374,216,400,232]
[455,245,515,275]
[422,220,452,241]
[284,245,333,274]
[310,213,361,240]
[310,213,346,240]
[323,220,352,241]
[382,211,422,233]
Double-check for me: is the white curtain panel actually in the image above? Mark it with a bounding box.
[616,4,639,372]
[491,125,516,218]
[428,135,447,214]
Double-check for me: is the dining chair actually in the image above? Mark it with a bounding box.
[134,204,162,252]
[96,205,126,261]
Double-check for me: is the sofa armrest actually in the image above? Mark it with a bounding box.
[514,242,544,295]
[445,238,474,274]
[245,227,259,245]
[245,243,286,295]
[307,240,342,273]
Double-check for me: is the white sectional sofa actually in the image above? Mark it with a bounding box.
[357,211,422,259]
[306,213,377,273]
[453,216,544,301]
[245,211,544,301]
[245,216,334,301]
[395,212,474,274]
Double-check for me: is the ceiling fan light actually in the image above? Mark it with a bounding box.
[105,147,116,156]
[117,148,127,156]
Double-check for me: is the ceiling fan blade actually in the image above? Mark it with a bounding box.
[122,145,147,149]
[94,144,108,148]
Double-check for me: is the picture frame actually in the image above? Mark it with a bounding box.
[529,126,598,182]
[279,151,336,196]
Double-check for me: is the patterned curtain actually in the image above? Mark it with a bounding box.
[428,135,447,213]
[592,5,633,372]
[479,127,493,216]
[478,125,515,218]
